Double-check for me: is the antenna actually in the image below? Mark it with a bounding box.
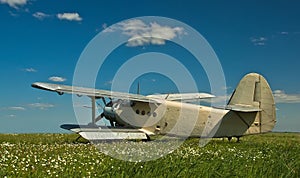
[137,82,140,95]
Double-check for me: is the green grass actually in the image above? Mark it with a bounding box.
[0,133,299,177]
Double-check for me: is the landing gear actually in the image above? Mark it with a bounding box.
[75,135,82,142]
[227,136,241,142]
[227,137,232,142]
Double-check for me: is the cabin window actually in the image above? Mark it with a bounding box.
[136,109,140,114]
[153,112,157,117]
[254,122,260,126]
[141,110,145,115]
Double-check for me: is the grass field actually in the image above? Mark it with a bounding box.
[0,132,299,177]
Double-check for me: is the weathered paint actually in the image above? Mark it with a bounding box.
[111,73,276,138]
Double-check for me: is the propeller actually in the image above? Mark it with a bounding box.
[94,82,140,126]
[95,97,114,126]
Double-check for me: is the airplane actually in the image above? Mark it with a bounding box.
[31,73,276,142]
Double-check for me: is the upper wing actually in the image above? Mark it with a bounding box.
[32,82,162,103]
[147,93,215,102]
[32,82,214,103]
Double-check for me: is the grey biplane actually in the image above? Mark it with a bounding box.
[32,73,276,141]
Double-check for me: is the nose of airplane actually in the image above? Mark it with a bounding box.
[103,107,116,120]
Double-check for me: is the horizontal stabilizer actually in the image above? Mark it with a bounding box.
[226,104,262,112]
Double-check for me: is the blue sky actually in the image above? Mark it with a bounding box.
[0,0,299,133]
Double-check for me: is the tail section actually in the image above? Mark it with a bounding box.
[227,73,276,133]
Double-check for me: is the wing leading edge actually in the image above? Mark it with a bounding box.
[32,82,162,104]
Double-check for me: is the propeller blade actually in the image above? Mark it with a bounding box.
[101,97,106,105]
[96,102,104,109]
[95,112,105,123]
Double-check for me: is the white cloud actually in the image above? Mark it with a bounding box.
[57,13,82,21]
[9,10,18,16]
[221,86,232,91]
[48,76,66,82]
[104,80,112,86]
[0,0,27,9]
[280,31,289,35]
[102,23,107,29]
[23,67,37,72]
[250,37,267,46]
[7,106,26,111]
[33,12,50,20]
[273,90,300,103]
[96,23,108,32]
[104,19,185,47]
[28,103,54,110]
[7,114,16,118]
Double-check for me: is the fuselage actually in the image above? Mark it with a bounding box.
[103,99,264,138]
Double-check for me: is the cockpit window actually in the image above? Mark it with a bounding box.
[130,101,136,107]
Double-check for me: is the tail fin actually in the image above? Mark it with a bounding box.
[227,73,276,133]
